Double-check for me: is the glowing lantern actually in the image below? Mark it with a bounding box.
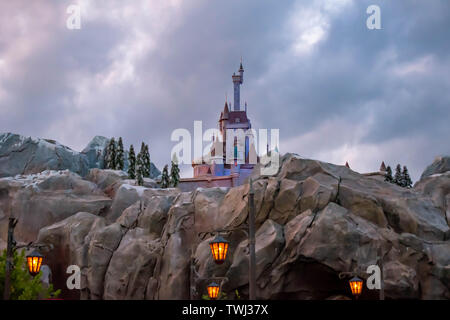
[207,282,220,300]
[209,235,229,264]
[349,276,363,298]
[26,250,43,276]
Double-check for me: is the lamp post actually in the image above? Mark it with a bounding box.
[349,276,363,299]
[248,178,256,300]
[205,277,228,300]
[339,271,364,300]
[377,246,385,300]
[209,235,229,265]
[190,178,258,300]
[207,282,220,300]
[3,217,51,300]
[339,244,386,301]
[4,218,17,300]
[26,250,44,276]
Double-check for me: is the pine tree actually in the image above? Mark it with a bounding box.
[402,166,413,188]
[127,144,136,179]
[139,142,149,178]
[384,165,393,183]
[142,143,151,178]
[105,137,117,169]
[393,164,402,186]
[161,164,170,188]
[135,152,144,186]
[116,137,125,171]
[104,139,111,169]
[170,154,180,187]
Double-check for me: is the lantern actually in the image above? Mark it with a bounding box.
[349,276,363,298]
[209,235,229,264]
[26,250,43,276]
[207,282,220,300]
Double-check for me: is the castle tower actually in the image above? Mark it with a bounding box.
[219,101,229,137]
[182,61,255,191]
[232,62,244,111]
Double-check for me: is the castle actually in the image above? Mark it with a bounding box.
[176,62,389,193]
[178,62,257,192]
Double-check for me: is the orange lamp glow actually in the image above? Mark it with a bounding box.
[209,235,229,264]
[349,276,363,298]
[26,250,43,276]
[207,282,220,300]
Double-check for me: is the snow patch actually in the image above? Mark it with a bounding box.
[121,183,148,197]
[288,153,303,160]
[196,186,229,193]
[429,172,450,178]
[0,170,72,189]
[0,133,9,144]
[34,138,78,155]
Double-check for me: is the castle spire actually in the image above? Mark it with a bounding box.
[224,100,229,113]
[232,60,244,111]
[239,59,244,83]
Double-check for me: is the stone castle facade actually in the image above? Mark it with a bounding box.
[178,62,257,191]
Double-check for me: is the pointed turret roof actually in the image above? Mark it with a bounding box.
[345,161,350,168]
[380,161,387,172]
[220,101,229,121]
[224,101,229,114]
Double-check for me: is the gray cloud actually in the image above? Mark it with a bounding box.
[0,0,449,182]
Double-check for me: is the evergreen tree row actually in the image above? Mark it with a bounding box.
[160,155,180,188]
[384,164,413,188]
[105,137,125,171]
[104,137,152,187]
[130,142,152,186]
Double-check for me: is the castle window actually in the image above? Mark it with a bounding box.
[235,118,240,123]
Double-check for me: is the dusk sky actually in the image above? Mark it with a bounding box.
[1,0,449,181]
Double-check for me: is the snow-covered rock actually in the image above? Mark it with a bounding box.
[81,136,109,169]
[0,133,89,177]
[0,133,161,179]
[420,156,450,180]
[0,170,111,243]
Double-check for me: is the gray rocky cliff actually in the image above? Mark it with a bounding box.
[0,133,160,178]
[10,153,446,300]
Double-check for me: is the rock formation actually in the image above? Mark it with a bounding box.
[81,136,110,169]
[7,153,444,300]
[0,170,111,243]
[0,146,449,299]
[420,156,450,180]
[0,133,90,178]
[0,133,161,179]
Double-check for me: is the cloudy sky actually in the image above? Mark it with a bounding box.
[0,0,449,181]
